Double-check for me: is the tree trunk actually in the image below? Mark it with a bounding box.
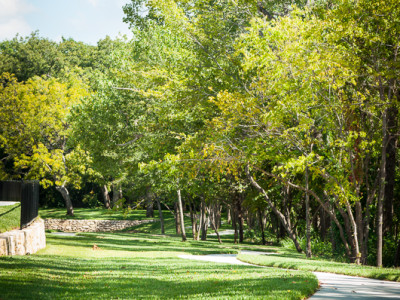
[156,198,165,235]
[384,106,397,234]
[233,206,238,244]
[101,185,111,209]
[56,185,74,216]
[320,208,328,242]
[227,205,232,224]
[356,201,363,259]
[330,217,336,255]
[305,165,312,258]
[394,238,400,267]
[112,184,120,208]
[189,200,197,240]
[196,200,203,241]
[345,200,361,265]
[377,106,388,267]
[174,202,181,235]
[145,187,154,218]
[338,205,355,260]
[177,190,186,242]
[246,165,302,252]
[200,197,208,241]
[209,203,222,244]
[236,194,244,243]
[258,208,266,245]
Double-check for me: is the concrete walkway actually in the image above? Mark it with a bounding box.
[0,201,19,206]
[178,251,400,299]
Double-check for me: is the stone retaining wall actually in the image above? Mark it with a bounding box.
[44,219,155,232]
[0,218,46,256]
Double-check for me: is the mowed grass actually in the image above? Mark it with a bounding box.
[0,203,21,233]
[0,232,318,299]
[39,208,152,221]
[238,252,400,282]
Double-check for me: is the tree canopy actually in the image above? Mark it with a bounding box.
[1,0,400,267]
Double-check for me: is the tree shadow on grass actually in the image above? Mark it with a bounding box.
[0,256,317,299]
[45,233,240,255]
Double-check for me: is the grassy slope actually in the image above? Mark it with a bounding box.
[238,253,400,282]
[0,232,318,299]
[40,207,400,283]
[0,203,21,233]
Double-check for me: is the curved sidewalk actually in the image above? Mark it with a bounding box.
[178,251,400,299]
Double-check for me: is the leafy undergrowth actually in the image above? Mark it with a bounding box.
[0,203,21,233]
[238,253,400,282]
[0,232,318,299]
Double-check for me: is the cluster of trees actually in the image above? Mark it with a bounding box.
[1,0,399,267]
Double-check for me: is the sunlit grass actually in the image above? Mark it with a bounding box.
[39,208,151,221]
[0,232,318,299]
[238,252,400,282]
[0,203,21,233]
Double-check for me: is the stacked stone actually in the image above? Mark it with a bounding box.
[44,219,155,232]
[0,219,46,256]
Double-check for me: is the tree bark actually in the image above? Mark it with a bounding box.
[258,208,266,245]
[174,202,181,235]
[233,206,238,244]
[56,185,74,216]
[258,167,352,259]
[209,203,222,244]
[246,165,302,253]
[196,200,203,241]
[330,215,337,254]
[305,165,312,258]
[101,185,111,209]
[156,198,165,235]
[145,187,154,218]
[355,201,363,259]
[377,106,388,267]
[188,200,197,240]
[227,205,232,224]
[384,106,397,233]
[200,197,208,241]
[177,189,186,241]
[335,201,359,263]
[236,194,244,243]
[395,238,400,267]
[112,184,120,208]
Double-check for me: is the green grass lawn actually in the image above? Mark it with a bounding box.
[0,203,21,233]
[0,232,318,299]
[238,252,400,282]
[40,207,227,237]
[39,208,152,221]
[40,207,400,285]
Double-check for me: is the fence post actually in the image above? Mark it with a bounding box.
[20,181,39,229]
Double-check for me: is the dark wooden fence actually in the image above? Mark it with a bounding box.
[0,181,39,229]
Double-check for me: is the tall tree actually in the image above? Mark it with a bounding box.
[0,73,90,216]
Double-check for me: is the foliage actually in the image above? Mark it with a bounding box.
[81,192,100,208]
[0,73,90,188]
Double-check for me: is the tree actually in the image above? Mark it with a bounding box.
[0,73,90,216]
[0,32,63,81]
